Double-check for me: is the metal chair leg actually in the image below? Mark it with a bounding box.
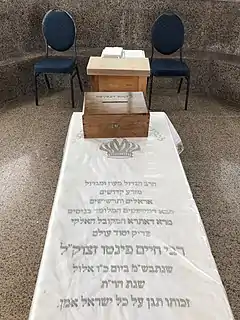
[148,75,154,110]
[185,76,190,111]
[178,78,183,94]
[76,65,84,92]
[44,74,51,90]
[35,73,39,106]
[70,75,75,108]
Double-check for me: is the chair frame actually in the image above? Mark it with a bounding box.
[34,9,83,108]
[148,12,190,111]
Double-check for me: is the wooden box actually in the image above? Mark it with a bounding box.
[87,57,150,94]
[82,92,150,138]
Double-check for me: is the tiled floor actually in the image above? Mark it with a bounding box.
[0,90,239,320]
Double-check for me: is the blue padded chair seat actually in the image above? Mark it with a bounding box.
[151,59,189,77]
[34,58,76,74]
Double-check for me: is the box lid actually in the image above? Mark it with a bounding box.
[83,92,148,115]
[87,57,150,76]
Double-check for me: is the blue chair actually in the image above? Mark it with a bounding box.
[34,9,83,108]
[148,12,190,110]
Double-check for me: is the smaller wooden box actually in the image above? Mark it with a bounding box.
[82,92,149,138]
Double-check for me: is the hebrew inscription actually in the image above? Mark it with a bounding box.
[58,179,191,314]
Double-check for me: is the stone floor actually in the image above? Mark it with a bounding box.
[0,90,239,320]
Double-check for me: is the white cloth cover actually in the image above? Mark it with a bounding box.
[101,47,123,58]
[101,48,145,59]
[29,112,234,320]
[123,50,146,58]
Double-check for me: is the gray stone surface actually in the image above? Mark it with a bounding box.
[1,0,240,103]
[207,1,240,55]
[0,91,239,319]
[0,0,47,61]
[1,0,240,57]
[168,0,212,51]
[0,54,44,103]
[210,59,240,102]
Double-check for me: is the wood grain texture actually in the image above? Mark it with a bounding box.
[138,77,148,94]
[87,57,150,76]
[83,114,150,138]
[84,92,148,115]
[90,75,99,91]
[90,75,148,93]
[98,75,139,92]
[83,92,149,138]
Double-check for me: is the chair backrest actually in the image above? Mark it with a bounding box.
[151,12,184,56]
[42,9,76,53]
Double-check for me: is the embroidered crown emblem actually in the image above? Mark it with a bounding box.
[100,139,141,159]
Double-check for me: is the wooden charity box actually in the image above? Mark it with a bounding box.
[82,92,150,138]
[87,57,150,95]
